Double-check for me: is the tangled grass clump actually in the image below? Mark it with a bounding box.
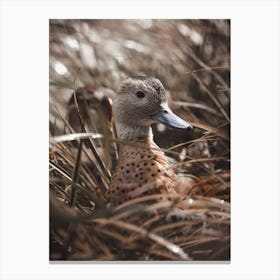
[49,19,230,261]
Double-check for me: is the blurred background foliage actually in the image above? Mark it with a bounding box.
[49,19,230,261]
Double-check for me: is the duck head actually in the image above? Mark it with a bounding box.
[113,76,192,140]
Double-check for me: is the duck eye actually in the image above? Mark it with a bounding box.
[136,91,145,98]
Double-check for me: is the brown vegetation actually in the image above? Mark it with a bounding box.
[49,19,230,261]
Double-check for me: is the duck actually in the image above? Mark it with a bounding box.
[106,76,193,206]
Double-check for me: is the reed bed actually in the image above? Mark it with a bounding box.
[49,19,230,261]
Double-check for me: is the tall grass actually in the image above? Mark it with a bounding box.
[49,19,230,261]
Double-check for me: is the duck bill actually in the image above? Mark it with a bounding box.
[152,103,193,130]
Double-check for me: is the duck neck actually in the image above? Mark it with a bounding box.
[116,122,153,141]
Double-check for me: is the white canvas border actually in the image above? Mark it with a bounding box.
[0,0,279,279]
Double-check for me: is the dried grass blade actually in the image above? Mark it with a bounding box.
[69,140,83,207]
[49,161,73,182]
[94,218,191,260]
[191,72,229,122]
[50,132,103,144]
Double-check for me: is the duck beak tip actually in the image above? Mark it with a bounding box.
[153,103,193,131]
